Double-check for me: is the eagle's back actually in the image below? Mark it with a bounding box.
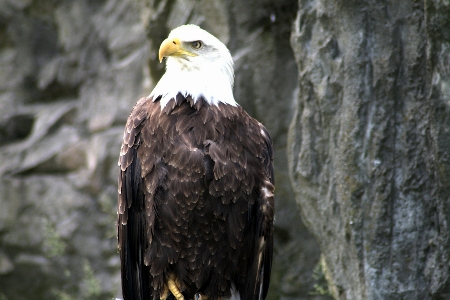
[118,94,274,300]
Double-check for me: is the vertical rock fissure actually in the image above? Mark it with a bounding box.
[358,10,373,298]
[387,20,404,276]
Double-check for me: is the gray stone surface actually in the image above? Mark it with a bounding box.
[288,0,450,299]
[4,0,447,299]
[0,0,327,299]
[0,0,147,298]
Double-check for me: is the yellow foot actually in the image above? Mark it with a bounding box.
[167,274,184,300]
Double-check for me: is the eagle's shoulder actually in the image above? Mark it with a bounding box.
[118,96,160,171]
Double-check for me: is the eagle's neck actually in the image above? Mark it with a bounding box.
[150,58,237,109]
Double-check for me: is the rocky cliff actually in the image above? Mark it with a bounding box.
[288,0,450,299]
[0,0,327,299]
[1,0,449,299]
[0,0,148,299]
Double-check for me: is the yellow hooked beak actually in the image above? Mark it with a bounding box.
[159,37,197,63]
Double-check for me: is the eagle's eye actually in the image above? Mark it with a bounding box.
[190,41,203,50]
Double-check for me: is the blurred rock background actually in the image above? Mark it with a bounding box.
[0,0,148,299]
[0,0,327,299]
[1,0,449,299]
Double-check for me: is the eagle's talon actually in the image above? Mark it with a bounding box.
[167,274,184,300]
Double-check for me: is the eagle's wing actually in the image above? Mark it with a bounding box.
[117,97,152,300]
[245,124,274,300]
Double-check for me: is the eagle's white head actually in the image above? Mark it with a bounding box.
[150,24,237,108]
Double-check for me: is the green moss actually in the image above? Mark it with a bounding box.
[98,190,117,239]
[82,260,101,298]
[309,256,333,297]
[49,262,101,300]
[51,289,77,300]
[43,218,66,257]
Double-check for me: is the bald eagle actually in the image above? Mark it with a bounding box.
[117,24,274,300]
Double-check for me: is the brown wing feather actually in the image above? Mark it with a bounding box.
[118,94,274,300]
[118,96,157,300]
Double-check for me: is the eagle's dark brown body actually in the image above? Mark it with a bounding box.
[118,94,274,300]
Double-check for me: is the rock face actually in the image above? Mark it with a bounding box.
[3,0,448,299]
[0,0,148,299]
[288,0,450,299]
[0,0,328,299]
